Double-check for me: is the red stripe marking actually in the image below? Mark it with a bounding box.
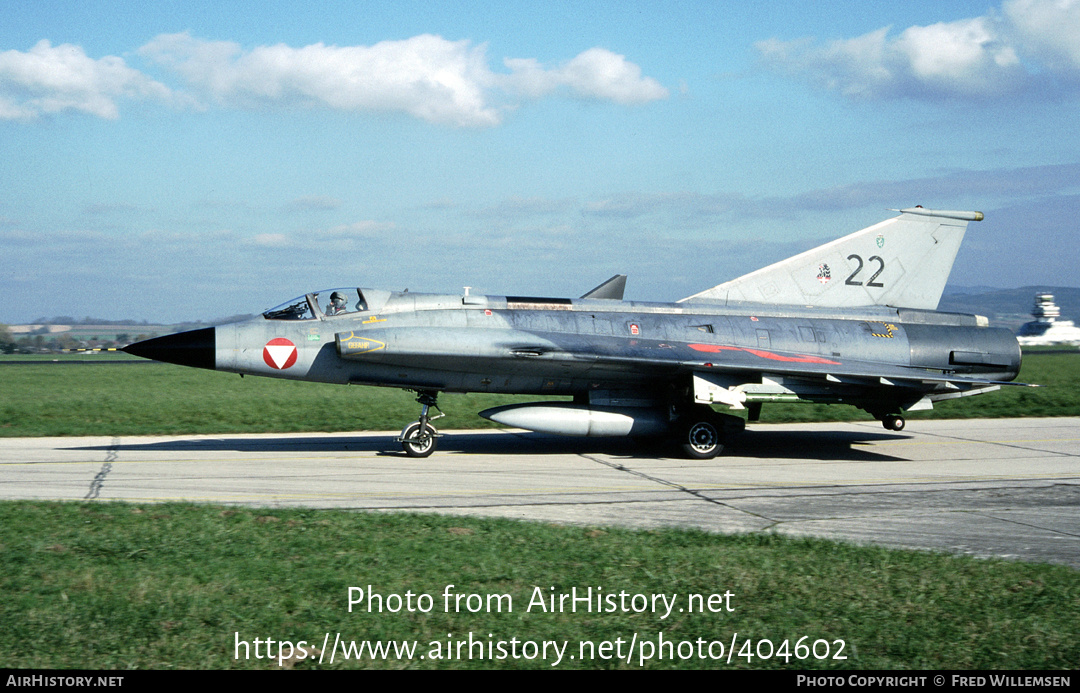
[688,343,840,365]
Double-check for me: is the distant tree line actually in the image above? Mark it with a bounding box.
[1,313,253,353]
[0,324,13,354]
[30,316,160,326]
[0,324,159,354]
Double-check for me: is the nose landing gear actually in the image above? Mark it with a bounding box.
[397,390,444,457]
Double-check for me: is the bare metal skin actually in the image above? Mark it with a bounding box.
[125,208,1029,458]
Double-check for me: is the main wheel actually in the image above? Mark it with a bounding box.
[882,414,906,431]
[401,422,437,457]
[680,418,724,459]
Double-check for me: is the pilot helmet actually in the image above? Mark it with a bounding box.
[330,291,346,304]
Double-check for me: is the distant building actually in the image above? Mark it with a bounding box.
[1017,294,1080,346]
[8,324,72,335]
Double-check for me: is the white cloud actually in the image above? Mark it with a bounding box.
[1004,0,1080,74]
[140,32,500,126]
[502,47,669,104]
[0,33,666,125]
[892,18,1024,96]
[758,0,1080,101]
[0,40,171,120]
[139,33,667,126]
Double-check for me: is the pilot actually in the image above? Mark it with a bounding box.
[326,291,348,315]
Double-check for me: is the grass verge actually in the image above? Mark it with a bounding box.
[2,501,1077,670]
[1,352,1078,437]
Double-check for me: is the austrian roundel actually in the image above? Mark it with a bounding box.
[263,338,298,370]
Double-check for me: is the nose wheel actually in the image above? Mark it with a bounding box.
[397,391,444,457]
[400,421,438,457]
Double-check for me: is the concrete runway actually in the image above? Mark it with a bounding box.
[2,417,1078,568]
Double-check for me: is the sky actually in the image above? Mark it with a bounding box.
[2,0,1078,324]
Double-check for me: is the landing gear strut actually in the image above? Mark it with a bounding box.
[397,391,444,457]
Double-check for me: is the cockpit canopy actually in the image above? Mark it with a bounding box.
[262,288,368,320]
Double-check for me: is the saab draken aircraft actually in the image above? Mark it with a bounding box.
[124,207,1028,458]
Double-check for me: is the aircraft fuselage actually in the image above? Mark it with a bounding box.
[122,208,1028,458]
[136,289,1020,408]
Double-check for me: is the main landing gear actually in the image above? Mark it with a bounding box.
[863,403,907,432]
[881,414,906,431]
[397,390,444,457]
[675,405,744,459]
[681,416,724,459]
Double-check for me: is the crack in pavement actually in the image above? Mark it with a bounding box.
[580,453,778,527]
[85,437,119,500]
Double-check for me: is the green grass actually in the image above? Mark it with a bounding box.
[2,501,1077,670]
[2,352,1077,437]
[4,355,1077,670]
[0,360,558,437]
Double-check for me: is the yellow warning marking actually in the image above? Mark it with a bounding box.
[869,321,897,338]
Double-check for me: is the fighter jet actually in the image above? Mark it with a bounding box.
[124,207,1027,458]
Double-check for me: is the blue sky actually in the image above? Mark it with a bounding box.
[2,0,1078,323]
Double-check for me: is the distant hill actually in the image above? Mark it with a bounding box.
[940,286,1080,330]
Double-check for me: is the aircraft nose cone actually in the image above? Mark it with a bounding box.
[123,327,216,370]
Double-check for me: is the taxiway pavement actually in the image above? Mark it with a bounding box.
[2,417,1077,568]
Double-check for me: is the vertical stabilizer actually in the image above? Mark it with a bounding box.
[679,208,983,310]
